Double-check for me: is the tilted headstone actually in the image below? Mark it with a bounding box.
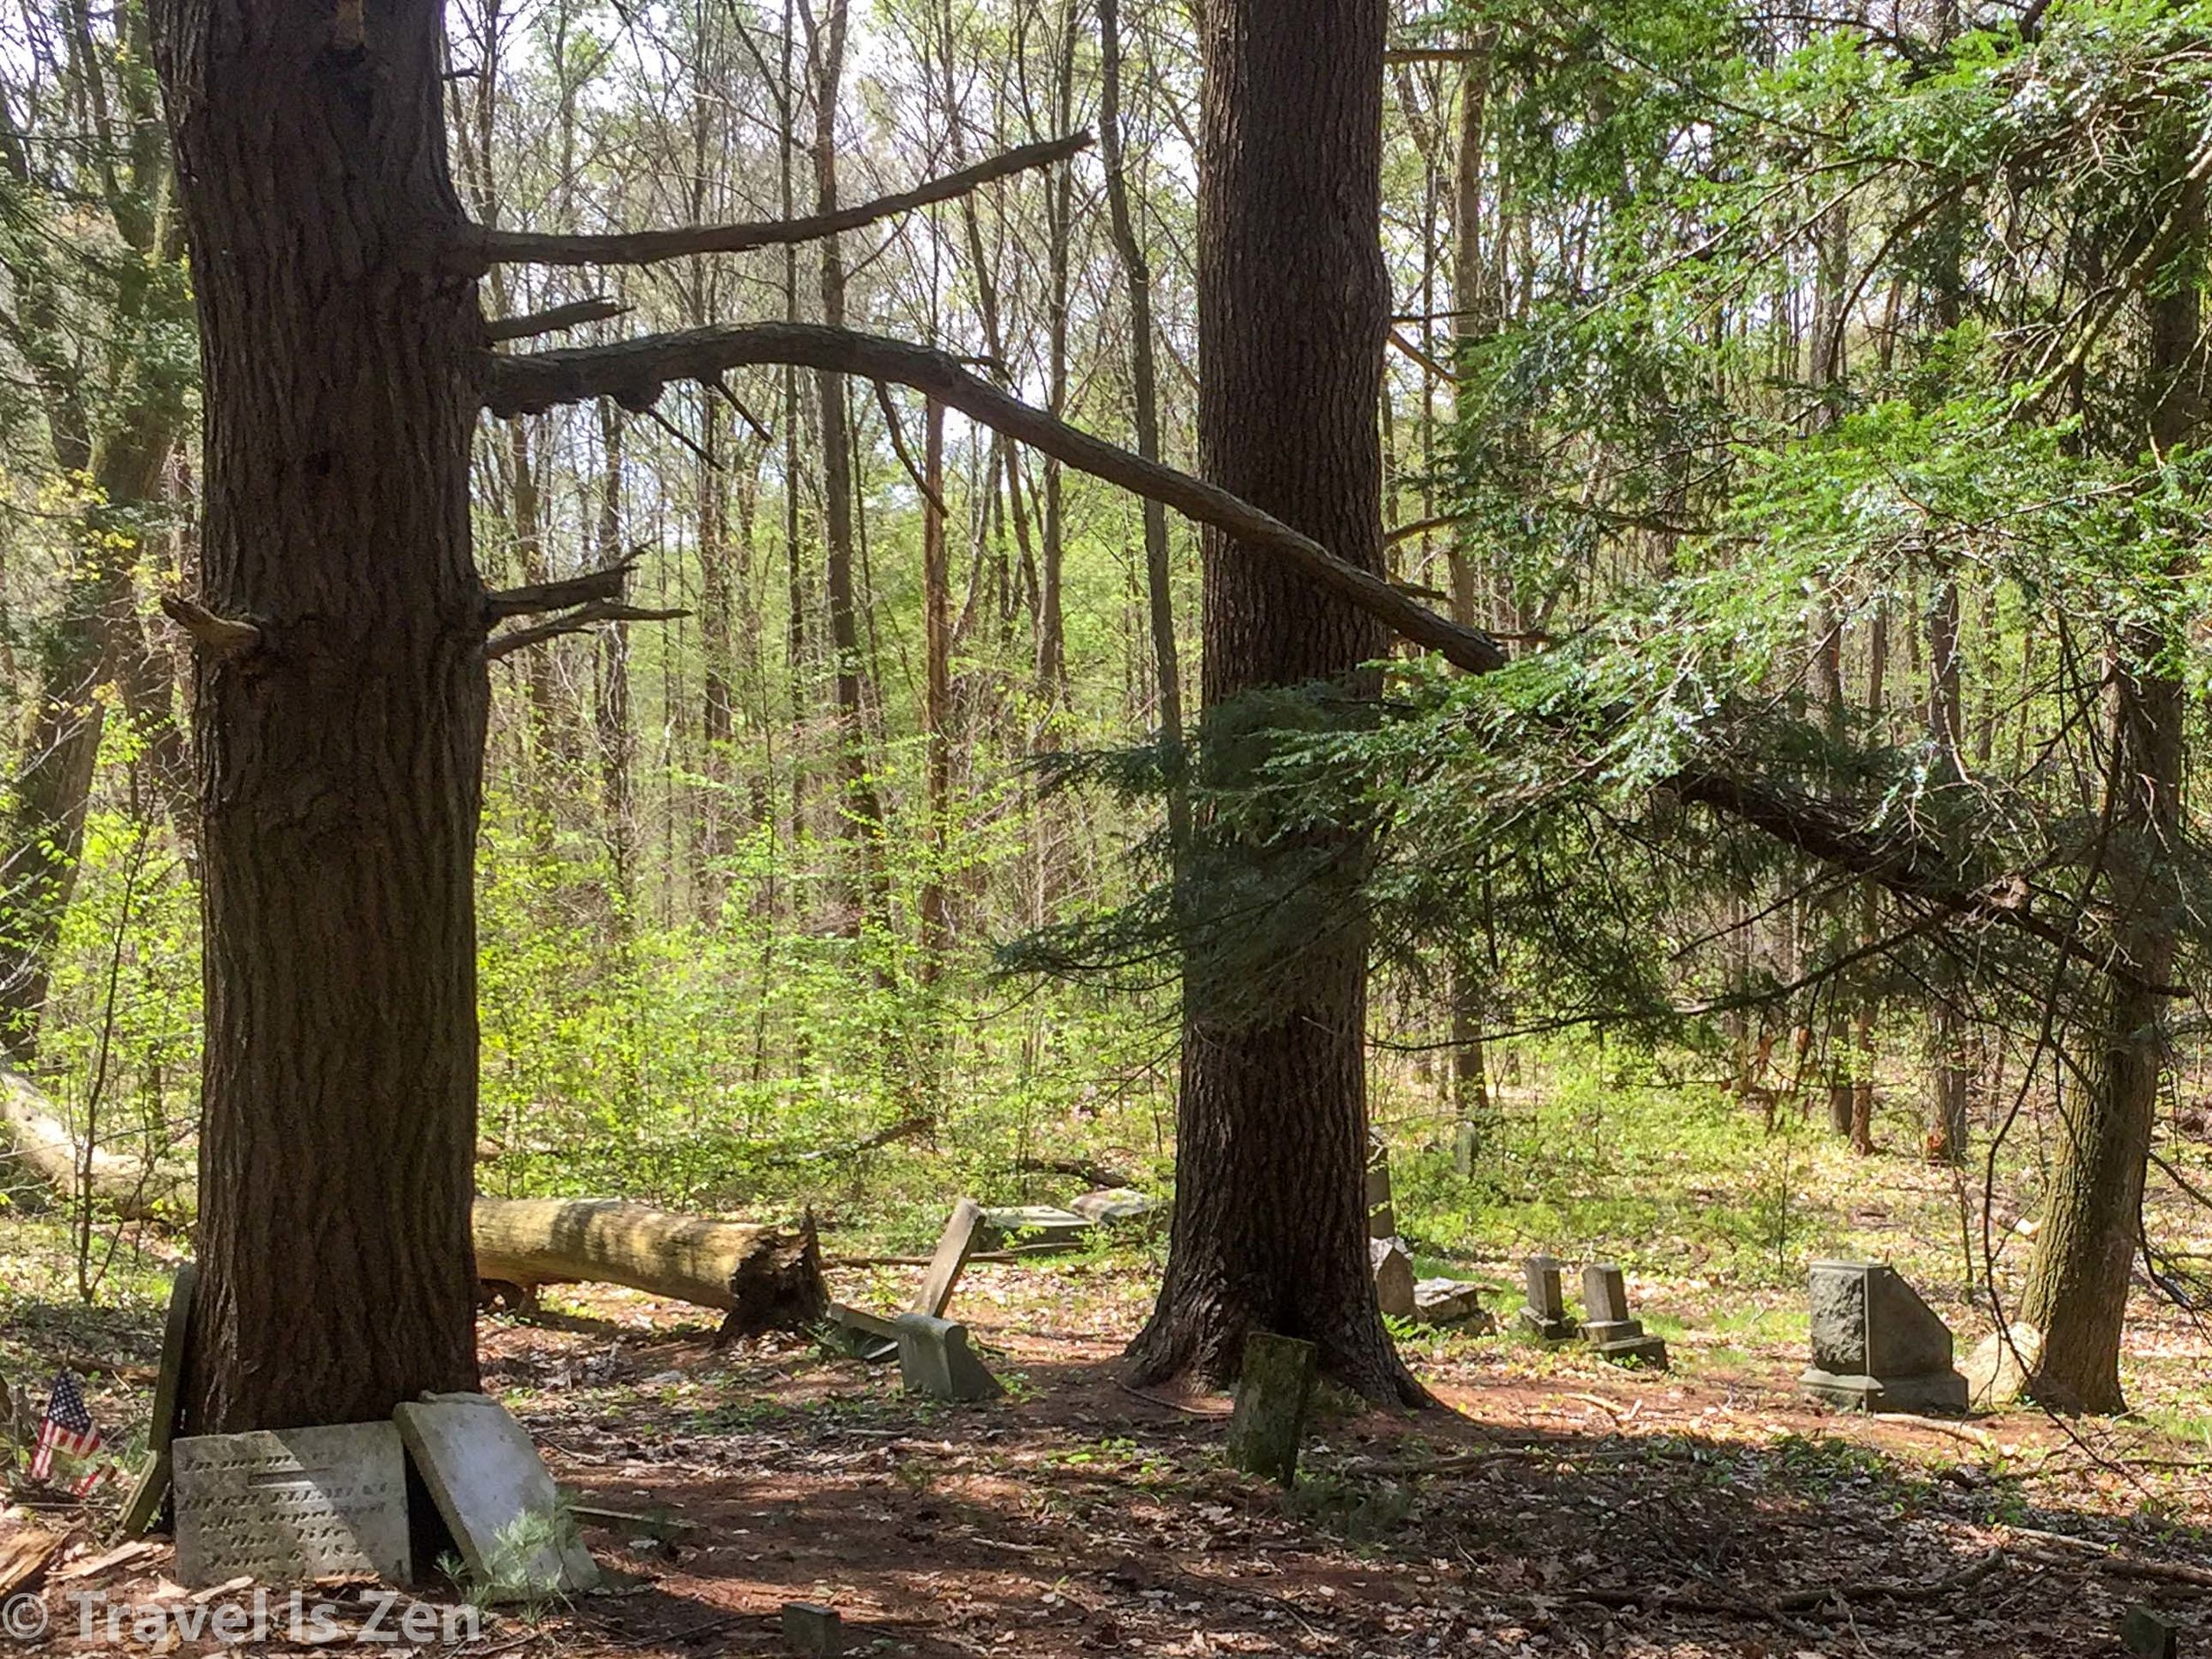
[1414,1279,1493,1331]
[891,1312,1003,1402]
[1578,1263,1668,1368]
[393,1393,600,1600]
[1371,1237,1417,1318]
[1364,1133,1396,1240]
[116,1263,196,1539]
[1801,1260,1967,1412]
[173,1421,410,1589]
[1225,1333,1317,1487]
[976,1205,1094,1254]
[912,1198,987,1318]
[1517,1256,1578,1341]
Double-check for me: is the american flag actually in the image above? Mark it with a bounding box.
[29,1371,105,1496]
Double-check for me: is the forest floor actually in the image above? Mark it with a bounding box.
[7,1148,2212,1659]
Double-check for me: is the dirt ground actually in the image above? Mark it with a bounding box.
[6,1240,2212,1659]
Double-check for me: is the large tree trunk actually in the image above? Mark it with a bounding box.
[1125,0,1417,1405]
[152,0,486,1433]
[2017,174,2198,1413]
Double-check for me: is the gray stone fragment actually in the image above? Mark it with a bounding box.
[1801,1261,1967,1413]
[2123,1606,2178,1657]
[393,1393,600,1601]
[825,1302,902,1363]
[1412,1279,1492,1330]
[782,1601,846,1655]
[1225,1333,1317,1487]
[911,1198,987,1318]
[976,1205,1094,1254]
[173,1421,410,1589]
[1517,1256,1578,1341]
[1069,1187,1164,1225]
[1962,1322,2043,1410]
[1371,1237,1417,1318]
[891,1312,1003,1401]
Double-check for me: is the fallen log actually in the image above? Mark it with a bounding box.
[2,1069,827,1333]
[472,1196,828,1338]
[0,1067,191,1222]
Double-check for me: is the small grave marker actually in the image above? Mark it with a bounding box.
[892,1312,1003,1401]
[1801,1260,1967,1413]
[1517,1256,1578,1341]
[1225,1333,1317,1487]
[911,1198,987,1318]
[392,1393,600,1601]
[782,1601,846,1655]
[173,1421,410,1589]
[1371,1237,1416,1318]
[2123,1606,2178,1658]
[1578,1263,1668,1368]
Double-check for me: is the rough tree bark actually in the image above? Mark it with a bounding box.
[2016,173,2199,1413]
[151,0,486,1432]
[1123,0,1420,1403]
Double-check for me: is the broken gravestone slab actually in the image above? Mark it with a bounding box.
[1225,1333,1317,1487]
[1413,1279,1494,1331]
[1801,1260,1968,1413]
[976,1205,1094,1254]
[1962,1322,2043,1410]
[1578,1264,1668,1368]
[393,1393,600,1601]
[1069,1187,1164,1225]
[1371,1237,1417,1318]
[911,1198,987,1318]
[173,1421,410,1589]
[1364,1133,1396,1240]
[1517,1256,1578,1341]
[892,1312,1004,1401]
[825,1302,903,1363]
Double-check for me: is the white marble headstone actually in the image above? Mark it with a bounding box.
[393,1393,598,1601]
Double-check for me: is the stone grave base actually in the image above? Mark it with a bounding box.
[1801,1365,1968,1412]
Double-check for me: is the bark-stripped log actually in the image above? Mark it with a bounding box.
[472,1199,828,1336]
[0,1068,189,1222]
[1,1070,826,1333]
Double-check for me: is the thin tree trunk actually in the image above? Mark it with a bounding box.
[1097,0,1185,847]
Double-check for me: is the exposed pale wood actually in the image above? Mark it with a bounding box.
[471,1197,827,1333]
[0,1065,188,1221]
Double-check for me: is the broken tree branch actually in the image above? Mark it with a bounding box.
[484,327,2162,998]
[461,134,1091,272]
[484,557,640,619]
[158,594,260,659]
[485,296,629,342]
[481,321,1511,673]
[486,599,687,659]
